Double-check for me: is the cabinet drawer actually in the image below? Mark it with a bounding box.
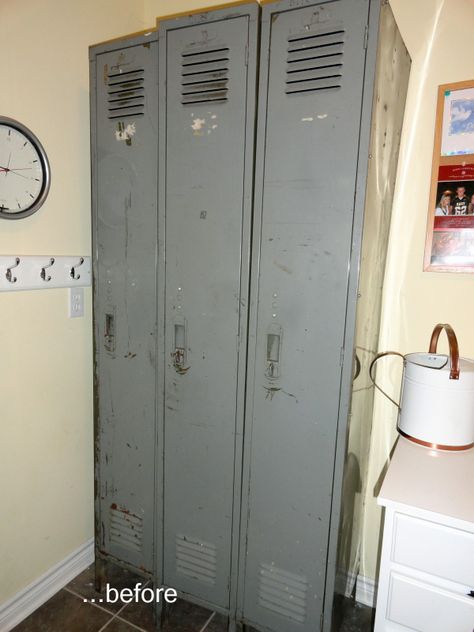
[392,513,474,587]
[387,573,474,632]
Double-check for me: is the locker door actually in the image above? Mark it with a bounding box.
[158,6,258,609]
[240,1,370,630]
[91,35,158,573]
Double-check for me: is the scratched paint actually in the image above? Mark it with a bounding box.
[191,113,218,135]
[191,117,206,131]
[115,122,136,142]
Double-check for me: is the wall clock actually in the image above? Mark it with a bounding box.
[0,116,51,219]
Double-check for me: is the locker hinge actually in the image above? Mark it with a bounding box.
[363,25,369,50]
[339,347,344,367]
[245,45,249,66]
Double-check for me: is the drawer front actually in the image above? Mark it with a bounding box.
[388,573,474,632]
[393,513,474,587]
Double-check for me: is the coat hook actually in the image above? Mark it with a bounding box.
[40,258,55,282]
[70,257,84,281]
[6,257,20,284]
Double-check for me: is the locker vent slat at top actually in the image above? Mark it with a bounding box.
[107,68,145,119]
[286,29,344,95]
[181,47,229,105]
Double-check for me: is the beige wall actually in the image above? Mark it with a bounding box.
[144,0,227,26]
[360,0,474,581]
[3,0,473,606]
[0,0,144,604]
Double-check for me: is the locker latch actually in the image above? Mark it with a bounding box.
[265,326,282,380]
[104,312,116,354]
[172,323,190,374]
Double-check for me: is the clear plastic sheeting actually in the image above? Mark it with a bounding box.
[335,1,411,603]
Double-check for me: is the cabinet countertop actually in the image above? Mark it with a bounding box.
[378,436,474,524]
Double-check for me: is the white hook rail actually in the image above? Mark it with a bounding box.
[0,255,91,292]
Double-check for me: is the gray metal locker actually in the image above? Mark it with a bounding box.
[90,30,158,575]
[237,1,397,631]
[156,3,259,617]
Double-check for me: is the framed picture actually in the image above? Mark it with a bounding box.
[424,80,474,272]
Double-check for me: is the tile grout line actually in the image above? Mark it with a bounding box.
[66,580,151,632]
[64,587,117,617]
[96,601,132,632]
[95,599,149,632]
[200,610,216,632]
[114,614,151,631]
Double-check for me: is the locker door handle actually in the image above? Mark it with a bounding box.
[104,312,116,353]
[172,322,189,374]
[265,328,282,379]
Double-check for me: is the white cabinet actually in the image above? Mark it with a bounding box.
[374,437,474,631]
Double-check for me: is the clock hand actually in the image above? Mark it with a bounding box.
[3,170,30,180]
[0,167,32,179]
[0,167,34,171]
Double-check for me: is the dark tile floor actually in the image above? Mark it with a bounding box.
[12,561,374,632]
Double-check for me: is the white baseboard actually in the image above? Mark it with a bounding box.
[335,567,377,609]
[0,538,94,632]
[335,568,358,598]
[355,574,377,608]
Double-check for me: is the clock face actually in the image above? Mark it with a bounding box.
[0,117,50,219]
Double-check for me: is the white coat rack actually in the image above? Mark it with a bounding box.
[0,255,91,292]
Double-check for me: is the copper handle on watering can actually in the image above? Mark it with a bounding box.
[428,323,460,380]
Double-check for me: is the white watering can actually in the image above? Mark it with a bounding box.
[370,323,474,451]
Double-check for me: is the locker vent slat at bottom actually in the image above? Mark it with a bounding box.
[176,534,217,585]
[258,563,308,623]
[181,46,229,105]
[109,504,143,553]
[286,27,345,95]
[107,68,145,118]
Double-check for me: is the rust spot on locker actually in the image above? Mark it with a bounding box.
[111,503,131,515]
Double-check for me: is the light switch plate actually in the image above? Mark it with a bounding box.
[69,287,84,318]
